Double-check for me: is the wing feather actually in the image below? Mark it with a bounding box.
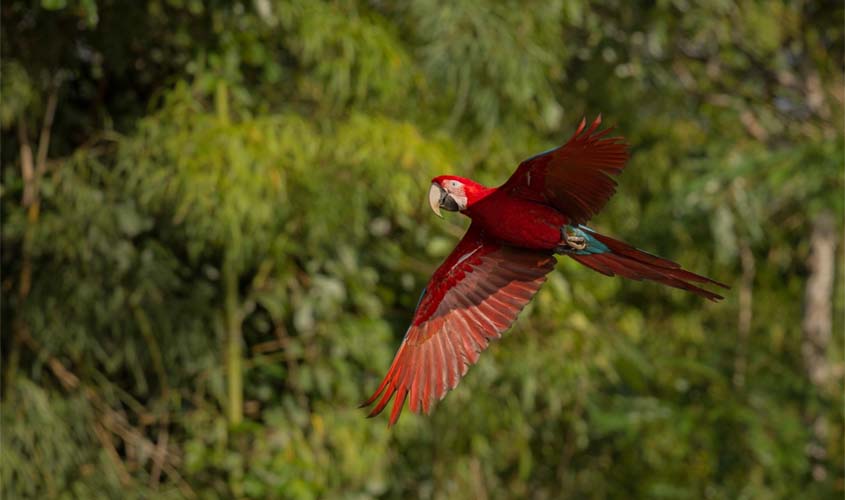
[502,115,630,224]
[361,223,555,425]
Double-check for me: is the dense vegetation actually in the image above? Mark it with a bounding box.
[2,1,843,498]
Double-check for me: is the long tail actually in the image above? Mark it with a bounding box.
[561,226,729,302]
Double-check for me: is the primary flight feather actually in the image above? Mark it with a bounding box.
[362,115,728,426]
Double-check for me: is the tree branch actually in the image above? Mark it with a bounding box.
[801,211,836,482]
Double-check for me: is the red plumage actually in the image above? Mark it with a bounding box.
[361,224,555,426]
[502,114,629,224]
[362,115,728,425]
[568,230,727,302]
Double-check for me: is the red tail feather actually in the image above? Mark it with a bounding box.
[569,231,729,301]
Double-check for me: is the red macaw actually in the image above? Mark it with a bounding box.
[362,116,728,426]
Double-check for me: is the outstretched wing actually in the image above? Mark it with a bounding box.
[501,115,630,224]
[362,223,555,426]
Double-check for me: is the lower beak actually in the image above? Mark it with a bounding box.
[428,183,445,218]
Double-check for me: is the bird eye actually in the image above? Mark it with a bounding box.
[449,180,460,188]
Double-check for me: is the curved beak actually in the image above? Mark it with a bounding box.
[428,183,444,218]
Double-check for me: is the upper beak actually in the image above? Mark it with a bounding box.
[428,183,445,218]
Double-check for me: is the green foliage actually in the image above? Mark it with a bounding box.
[2,0,843,499]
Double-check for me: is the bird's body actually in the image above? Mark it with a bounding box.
[466,189,568,249]
[363,116,728,426]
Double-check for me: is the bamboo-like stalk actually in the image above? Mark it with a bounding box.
[7,85,59,390]
[223,256,244,426]
[215,80,243,427]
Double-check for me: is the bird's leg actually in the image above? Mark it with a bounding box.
[557,225,587,252]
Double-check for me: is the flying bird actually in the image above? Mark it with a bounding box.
[362,115,728,426]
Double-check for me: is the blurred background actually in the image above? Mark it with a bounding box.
[2,1,843,498]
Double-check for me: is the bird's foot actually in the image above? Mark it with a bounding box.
[557,226,587,252]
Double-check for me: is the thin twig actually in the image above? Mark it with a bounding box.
[149,423,170,489]
[17,118,35,207]
[93,422,132,486]
[35,85,59,178]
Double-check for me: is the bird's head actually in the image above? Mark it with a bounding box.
[428,176,491,218]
